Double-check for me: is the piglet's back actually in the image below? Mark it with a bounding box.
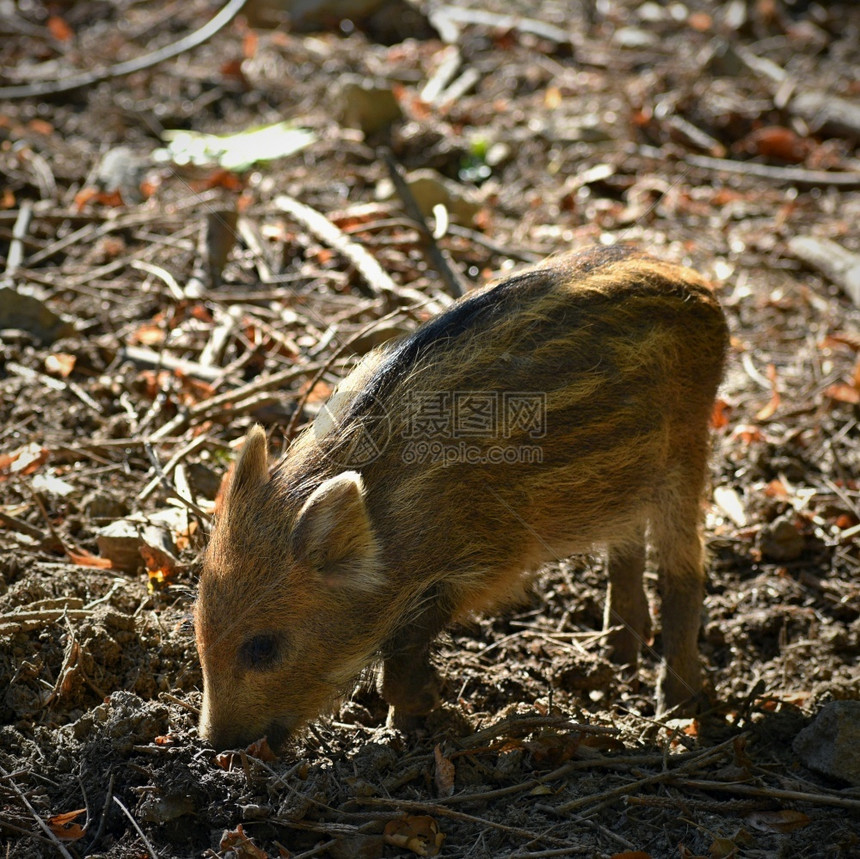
[275,244,727,612]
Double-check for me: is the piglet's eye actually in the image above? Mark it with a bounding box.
[240,633,280,669]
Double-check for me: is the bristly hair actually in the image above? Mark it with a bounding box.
[344,245,642,424]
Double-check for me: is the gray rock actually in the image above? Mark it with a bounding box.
[793,700,860,786]
[758,515,804,562]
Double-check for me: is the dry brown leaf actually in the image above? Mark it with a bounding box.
[611,852,652,859]
[688,11,712,31]
[764,479,789,498]
[141,545,179,592]
[731,424,766,444]
[746,810,811,833]
[219,823,268,858]
[384,815,445,857]
[67,548,114,569]
[708,835,739,859]
[755,364,780,421]
[246,736,277,761]
[434,744,455,797]
[133,323,165,346]
[523,731,581,766]
[47,16,73,41]
[0,443,49,480]
[47,808,86,841]
[737,126,811,163]
[821,332,860,352]
[45,353,76,378]
[544,86,562,109]
[711,398,732,429]
[243,29,258,59]
[824,383,860,405]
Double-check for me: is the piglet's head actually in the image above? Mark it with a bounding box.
[195,426,382,752]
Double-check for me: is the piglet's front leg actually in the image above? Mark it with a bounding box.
[381,590,451,725]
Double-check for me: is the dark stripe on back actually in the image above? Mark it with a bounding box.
[345,268,549,419]
[344,245,639,421]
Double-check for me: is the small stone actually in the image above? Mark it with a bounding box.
[376,168,481,225]
[758,515,804,562]
[793,701,860,786]
[339,76,402,136]
[85,490,129,521]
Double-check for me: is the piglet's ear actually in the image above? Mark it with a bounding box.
[226,425,270,503]
[291,472,379,590]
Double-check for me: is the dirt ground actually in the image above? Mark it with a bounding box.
[1,0,860,857]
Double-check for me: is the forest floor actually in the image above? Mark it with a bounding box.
[1,0,859,856]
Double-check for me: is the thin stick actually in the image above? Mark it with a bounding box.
[382,150,468,298]
[0,764,75,859]
[355,797,584,849]
[0,0,249,99]
[284,305,415,441]
[113,796,158,859]
[554,734,741,813]
[671,778,860,811]
[151,363,319,440]
[684,153,860,187]
[275,194,399,298]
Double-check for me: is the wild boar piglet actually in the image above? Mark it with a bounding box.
[195,244,729,751]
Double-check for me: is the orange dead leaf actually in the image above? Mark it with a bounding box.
[74,187,99,209]
[189,303,214,323]
[764,479,789,498]
[28,118,54,136]
[220,58,247,83]
[243,29,258,58]
[523,731,582,766]
[688,11,712,31]
[246,736,276,761]
[824,383,860,405]
[219,823,268,858]
[47,16,73,41]
[384,815,445,857]
[821,332,860,352]
[0,443,49,480]
[731,424,765,444]
[708,835,739,859]
[47,808,86,841]
[141,545,178,592]
[544,86,562,109]
[434,744,455,797]
[174,519,198,552]
[611,852,652,859]
[133,323,165,346]
[737,126,811,163]
[45,352,76,378]
[154,734,175,746]
[299,378,333,405]
[74,188,125,210]
[191,168,244,192]
[214,751,241,770]
[175,371,216,406]
[67,548,114,569]
[710,398,732,429]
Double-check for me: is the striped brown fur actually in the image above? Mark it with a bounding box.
[196,245,729,751]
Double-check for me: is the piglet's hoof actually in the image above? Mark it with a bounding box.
[385,680,440,731]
